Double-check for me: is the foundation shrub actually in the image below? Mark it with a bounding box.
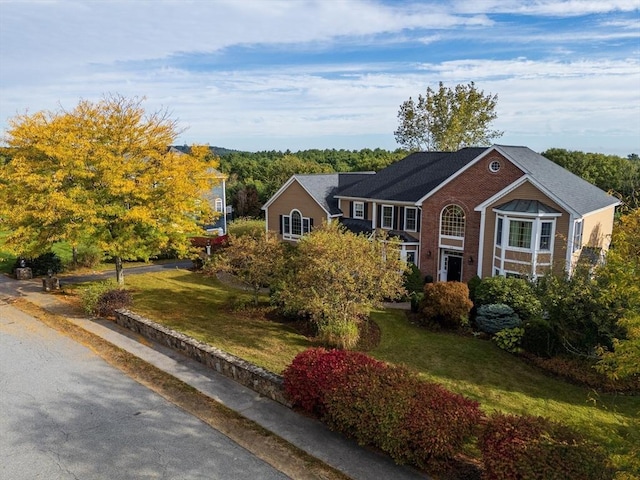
[282,348,386,416]
[479,413,614,480]
[475,303,521,334]
[420,281,473,328]
[475,276,541,322]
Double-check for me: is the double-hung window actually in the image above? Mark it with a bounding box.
[539,221,552,250]
[573,220,583,252]
[404,207,417,231]
[381,205,394,229]
[353,201,365,219]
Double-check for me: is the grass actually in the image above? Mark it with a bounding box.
[124,270,313,374]
[84,269,639,476]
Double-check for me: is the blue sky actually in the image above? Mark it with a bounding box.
[1,0,639,155]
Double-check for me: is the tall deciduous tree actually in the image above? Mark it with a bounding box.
[0,95,219,284]
[596,209,640,379]
[395,82,502,152]
[274,222,407,349]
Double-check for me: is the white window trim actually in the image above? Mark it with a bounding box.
[572,219,583,252]
[404,207,418,232]
[353,201,365,220]
[214,198,224,213]
[439,204,465,239]
[381,205,394,230]
[282,209,311,241]
[493,214,558,277]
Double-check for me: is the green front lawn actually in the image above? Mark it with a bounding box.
[116,270,638,475]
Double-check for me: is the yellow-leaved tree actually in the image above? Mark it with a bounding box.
[0,95,219,284]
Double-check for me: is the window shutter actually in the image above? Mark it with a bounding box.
[377,205,382,225]
[395,206,400,230]
[349,202,353,217]
[279,215,283,234]
[310,218,314,228]
[399,207,404,229]
[363,202,368,220]
[417,210,421,232]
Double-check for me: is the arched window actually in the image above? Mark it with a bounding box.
[291,210,302,236]
[214,198,223,212]
[440,205,465,238]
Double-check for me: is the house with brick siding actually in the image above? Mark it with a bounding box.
[262,145,619,282]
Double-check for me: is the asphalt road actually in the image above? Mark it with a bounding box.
[0,302,289,480]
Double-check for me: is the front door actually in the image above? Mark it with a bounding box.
[440,251,463,282]
[447,256,462,281]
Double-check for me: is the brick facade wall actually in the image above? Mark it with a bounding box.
[419,152,524,283]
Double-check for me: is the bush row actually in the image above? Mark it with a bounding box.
[283,348,613,478]
[283,348,481,470]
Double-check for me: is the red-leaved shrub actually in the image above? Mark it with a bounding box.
[282,348,386,415]
[397,381,483,469]
[284,348,482,470]
[479,413,613,480]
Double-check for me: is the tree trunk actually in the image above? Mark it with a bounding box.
[72,245,78,265]
[115,256,125,285]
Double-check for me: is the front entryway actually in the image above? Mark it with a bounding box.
[440,250,463,282]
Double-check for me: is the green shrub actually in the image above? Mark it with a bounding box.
[467,275,482,303]
[227,217,266,238]
[318,318,360,350]
[479,413,614,480]
[80,280,118,315]
[494,327,524,353]
[420,281,473,328]
[521,318,559,357]
[16,252,63,276]
[475,276,541,321]
[403,263,423,295]
[534,270,625,355]
[75,244,104,268]
[475,303,521,334]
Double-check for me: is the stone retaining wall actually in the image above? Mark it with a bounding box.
[114,309,290,406]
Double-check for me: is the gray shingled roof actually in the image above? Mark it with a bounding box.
[496,146,619,216]
[295,173,374,216]
[336,148,487,202]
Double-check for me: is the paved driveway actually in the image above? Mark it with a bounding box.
[0,303,289,480]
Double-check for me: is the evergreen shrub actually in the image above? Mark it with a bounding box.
[475,303,521,334]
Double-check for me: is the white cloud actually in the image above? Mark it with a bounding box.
[1,0,638,154]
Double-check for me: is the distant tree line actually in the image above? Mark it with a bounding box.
[542,148,640,213]
[212,146,639,218]
[217,148,407,217]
